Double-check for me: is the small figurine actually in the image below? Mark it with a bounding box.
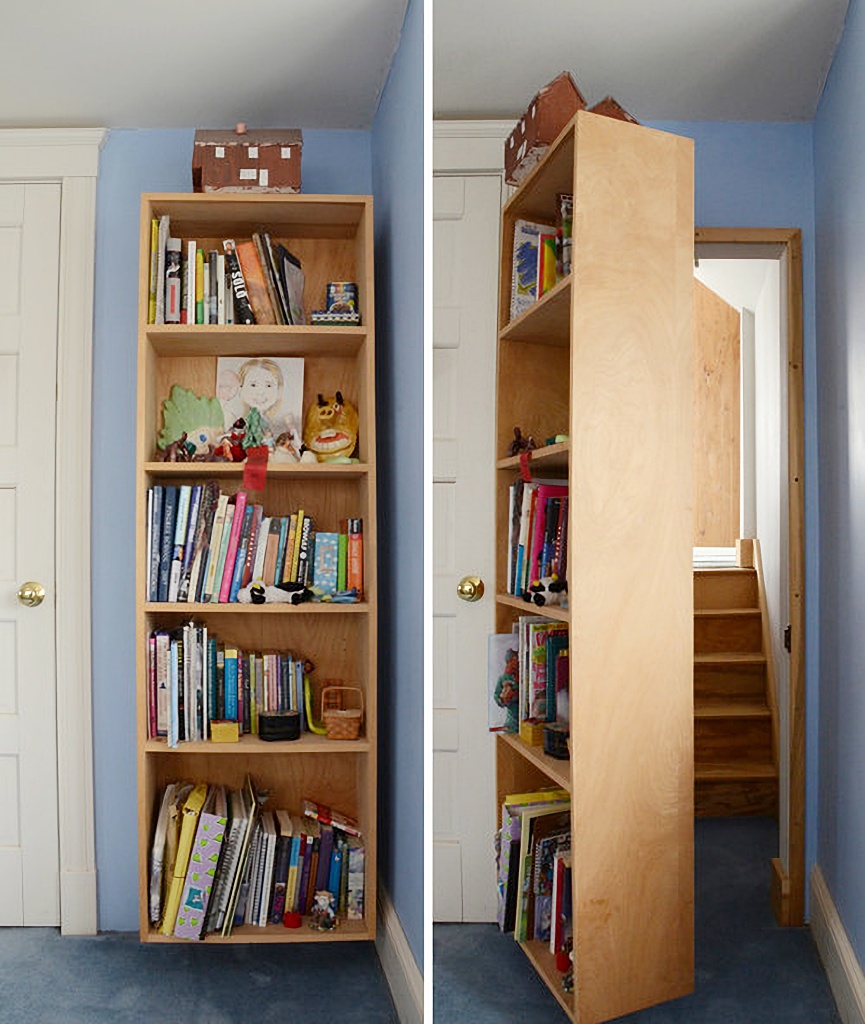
[309,889,337,931]
[271,429,302,463]
[158,433,192,462]
[219,418,247,462]
[237,582,311,605]
[303,391,359,462]
[507,426,537,458]
[523,574,568,608]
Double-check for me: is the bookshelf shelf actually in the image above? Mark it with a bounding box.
[145,734,372,755]
[145,461,370,479]
[493,111,694,1022]
[143,601,371,615]
[496,593,569,624]
[136,192,377,945]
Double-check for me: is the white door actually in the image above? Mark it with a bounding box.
[0,182,61,925]
[432,172,501,921]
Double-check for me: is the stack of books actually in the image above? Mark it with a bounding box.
[506,476,568,598]
[148,214,304,327]
[146,624,314,745]
[146,482,364,603]
[150,778,365,940]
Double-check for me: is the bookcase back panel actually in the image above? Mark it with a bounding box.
[495,340,569,459]
[147,751,366,827]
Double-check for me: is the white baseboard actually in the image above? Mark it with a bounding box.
[810,865,865,1023]
[376,888,424,1024]
[60,868,97,935]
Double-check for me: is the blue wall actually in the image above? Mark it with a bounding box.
[92,128,374,930]
[647,120,820,887]
[371,0,425,968]
[813,0,865,961]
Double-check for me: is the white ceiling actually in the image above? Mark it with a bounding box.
[0,0,409,130]
[433,0,850,122]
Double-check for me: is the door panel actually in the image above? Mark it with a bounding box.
[433,173,501,921]
[0,182,61,925]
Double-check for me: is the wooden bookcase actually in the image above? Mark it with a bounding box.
[494,112,694,1020]
[135,193,376,943]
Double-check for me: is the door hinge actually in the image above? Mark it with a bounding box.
[784,624,792,653]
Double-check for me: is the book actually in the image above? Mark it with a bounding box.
[285,815,303,915]
[164,236,182,324]
[285,511,301,583]
[177,484,202,600]
[346,836,365,920]
[224,647,239,721]
[148,782,177,924]
[347,518,363,594]
[221,774,261,936]
[270,810,293,924]
[205,786,246,935]
[537,231,558,297]
[157,485,178,602]
[514,803,570,941]
[195,247,205,324]
[528,484,568,587]
[510,219,550,320]
[148,485,164,602]
[184,239,196,325]
[296,513,315,586]
[222,239,255,325]
[297,818,318,913]
[276,244,305,325]
[528,621,568,721]
[168,484,192,602]
[228,503,255,602]
[160,782,208,935]
[218,491,248,602]
[235,238,277,324]
[256,810,278,927]
[154,214,169,325]
[209,503,235,603]
[147,217,159,324]
[201,492,229,602]
[262,516,281,586]
[312,530,338,594]
[174,785,228,940]
[262,229,291,323]
[337,528,348,592]
[273,516,290,585]
[315,823,334,894]
[183,481,220,602]
[253,230,286,324]
[208,249,219,324]
[488,631,520,732]
[301,798,362,839]
[251,515,271,583]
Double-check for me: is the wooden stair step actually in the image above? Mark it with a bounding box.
[694,652,766,668]
[694,567,758,610]
[694,697,771,719]
[694,608,762,655]
[695,761,777,782]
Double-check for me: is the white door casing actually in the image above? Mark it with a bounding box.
[433,121,510,921]
[0,130,103,934]
[0,182,61,925]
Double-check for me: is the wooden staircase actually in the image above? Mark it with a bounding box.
[694,566,778,816]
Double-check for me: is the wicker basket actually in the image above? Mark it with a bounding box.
[321,685,364,741]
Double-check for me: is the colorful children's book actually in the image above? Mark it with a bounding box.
[510,219,550,320]
[488,631,520,733]
[160,782,208,935]
[312,531,339,595]
[174,785,228,940]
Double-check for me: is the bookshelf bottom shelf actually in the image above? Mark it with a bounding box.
[142,917,374,944]
[518,938,574,1020]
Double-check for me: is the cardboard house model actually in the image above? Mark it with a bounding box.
[192,128,303,193]
[504,73,641,185]
[505,72,586,185]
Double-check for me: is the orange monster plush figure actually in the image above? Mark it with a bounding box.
[302,391,359,462]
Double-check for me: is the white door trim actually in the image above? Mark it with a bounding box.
[0,128,105,935]
[433,120,511,176]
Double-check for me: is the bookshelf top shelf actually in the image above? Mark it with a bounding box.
[499,273,571,345]
[503,120,576,224]
[144,461,370,480]
[143,192,372,241]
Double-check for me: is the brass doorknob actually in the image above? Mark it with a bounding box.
[456,575,484,602]
[17,582,45,608]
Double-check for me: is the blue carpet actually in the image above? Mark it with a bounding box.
[0,930,397,1024]
[434,817,841,1023]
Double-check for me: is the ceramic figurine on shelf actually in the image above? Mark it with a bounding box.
[309,890,337,931]
[271,429,302,463]
[302,391,359,462]
[506,426,537,457]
